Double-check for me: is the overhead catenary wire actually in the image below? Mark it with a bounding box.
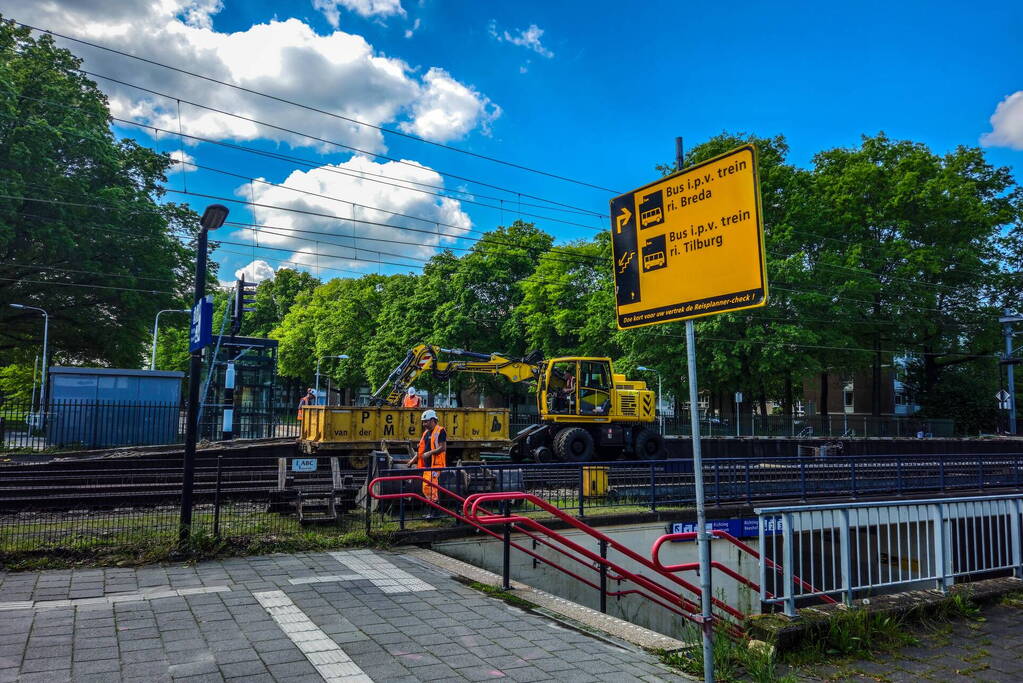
[1,190,1003,318]
[6,92,1001,292]
[12,24,622,194]
[0,275,173,295]
[3,207,1000,348]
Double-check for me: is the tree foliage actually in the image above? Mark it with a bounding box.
[0,21,202,370]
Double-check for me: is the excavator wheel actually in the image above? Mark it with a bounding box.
[532,446,555,463]
[554,427,595,462]
[633,427,666,460]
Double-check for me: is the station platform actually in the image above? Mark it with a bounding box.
[0,548,684,682]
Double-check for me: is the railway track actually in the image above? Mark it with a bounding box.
[1,452,1021,511]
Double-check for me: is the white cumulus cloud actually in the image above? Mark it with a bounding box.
[313,0,406,27]
[489,20,554,58]
[404,17,421,39]
[400,68,500,142]
[235,259,276,283]
[167,149,196,173]
[7,0,495,151]
[981,91,1023,150]
[232,156,472,275]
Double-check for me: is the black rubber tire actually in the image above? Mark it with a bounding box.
[633,426,666,460]
[532,445,555,463]
[554,427,595,462]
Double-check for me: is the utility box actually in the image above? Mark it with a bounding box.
[45,367,183,448]
[582,466,609,497]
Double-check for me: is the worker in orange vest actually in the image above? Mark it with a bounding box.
[297,388,315,421]
[416,409,447,517]
[402,387,422,408]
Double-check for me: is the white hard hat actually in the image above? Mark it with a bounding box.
[421,409,438,421]
[407,387,416,395]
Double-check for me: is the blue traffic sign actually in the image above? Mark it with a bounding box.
[189,296,213,352]
[292,459,317,472]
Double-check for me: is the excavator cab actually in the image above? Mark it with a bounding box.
[542,358,613,421]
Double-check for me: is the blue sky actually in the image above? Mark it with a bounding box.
[6,0,1022,284]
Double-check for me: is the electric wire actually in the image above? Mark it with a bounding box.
[1,189,998,317]
[13,24,621,194]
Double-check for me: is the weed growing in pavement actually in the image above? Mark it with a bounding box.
[660,623,796,683]
[464,581,538,610]
[782,609,917,666]
[933,592,983,621]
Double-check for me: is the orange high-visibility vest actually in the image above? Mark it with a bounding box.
[417,424,447,468]
[402,394,422,408]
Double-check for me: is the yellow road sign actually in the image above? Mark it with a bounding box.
[610,144,767,329]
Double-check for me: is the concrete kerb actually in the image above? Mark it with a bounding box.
[401,546,694,657]
[746,575,1023,651]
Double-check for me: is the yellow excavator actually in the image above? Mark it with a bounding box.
[370,344,665,461]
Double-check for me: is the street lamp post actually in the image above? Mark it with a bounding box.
[150,309,190,371]
[10,304,49,416]
[181,204,229,545]
[316,354,349,405]
[637,366,663,433]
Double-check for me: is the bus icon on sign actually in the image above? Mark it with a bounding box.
[642,235,667,272]
[638,191,664,229]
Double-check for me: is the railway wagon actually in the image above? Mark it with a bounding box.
[299,405,511,467]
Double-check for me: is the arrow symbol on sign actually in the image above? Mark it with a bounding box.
[617,251,634,273]
[616,206,632,233]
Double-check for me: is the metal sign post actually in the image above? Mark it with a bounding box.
[610,140,767,683]
[685,317,714,683]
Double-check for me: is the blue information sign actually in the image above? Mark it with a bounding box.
[189,296,213,352]
[667,517,783,540]
[292,459,317,472]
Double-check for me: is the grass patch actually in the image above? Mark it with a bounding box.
[0,506,385,570]
[659,628,796,683]
[782,609,918,666]
[465,580,538,610]
[999,590,1023,609]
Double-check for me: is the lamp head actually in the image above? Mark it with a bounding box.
[9,303,24,309]
[200,204,229,231]
[637,366,652,372]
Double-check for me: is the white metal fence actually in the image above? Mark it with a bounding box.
[756,494,1023,615]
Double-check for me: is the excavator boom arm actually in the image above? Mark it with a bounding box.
[371,344,539,406]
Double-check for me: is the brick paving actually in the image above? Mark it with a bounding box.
[785,602,1023,682]
[0,549,683,682]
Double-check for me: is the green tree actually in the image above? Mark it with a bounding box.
[0,20,200,368]
[242,268,321,338]
[810,134,1017,415]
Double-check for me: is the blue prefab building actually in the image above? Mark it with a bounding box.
[45,367,184,449]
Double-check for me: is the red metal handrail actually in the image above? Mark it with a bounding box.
[367,476,698,620]
[462,492,747,626]
[652,532,838,605]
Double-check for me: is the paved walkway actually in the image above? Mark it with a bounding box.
[0,549,682,682]
[786,601,1023,682]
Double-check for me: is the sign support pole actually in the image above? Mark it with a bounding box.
[180,228,208,545]
[676,136,714,683]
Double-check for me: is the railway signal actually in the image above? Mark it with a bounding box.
[232,274,257,336]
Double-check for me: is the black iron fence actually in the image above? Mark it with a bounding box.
[0,454,358,556]
[1,399,303,452]
[661,414,955,438]
[4,450,1023,555]
[370,452,1023,528]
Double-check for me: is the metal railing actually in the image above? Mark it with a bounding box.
[1,399,302,452]
[662,415,956,438]
[373,453,1023,528]
[756,494,1023,616]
